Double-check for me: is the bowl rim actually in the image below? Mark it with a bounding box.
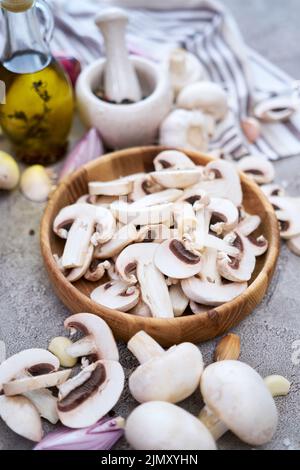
[40,146,280,331]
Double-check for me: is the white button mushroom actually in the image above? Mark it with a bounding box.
[125,401,216,450]
[254,95,299,122]
[237,155,275,185]
[115,243,174,318]
[0,395,43,442]
[84,259,111,282]
[177,81,228,121]
[269,196,300,239]
[91,280,140,312]
[63,312,119,361]
[150,168,202,190]
[53,203,116,268]
[153,150,196,171]
[94,224,138,259]
[128,331,204,403]
[199,360,278,446]
[88,177,133,196]
[217,231,256,282]
[57,359,125,428]
[154,238,202,279]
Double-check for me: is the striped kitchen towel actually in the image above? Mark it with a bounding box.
[50,0,300,160]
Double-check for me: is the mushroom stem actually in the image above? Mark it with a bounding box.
[127,331,164,364]
[62,217,94,268]
[66,337,96,358]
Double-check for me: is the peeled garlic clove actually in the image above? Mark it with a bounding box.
[20,165,53,202]
[241,117,261,144]
[0,151,20,190]
[264,375,291,397]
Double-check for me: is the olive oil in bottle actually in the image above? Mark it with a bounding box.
[0,0,74,164]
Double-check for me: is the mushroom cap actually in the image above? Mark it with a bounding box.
[181,276,247,306]
[0,348,59,393]
[270,196,300,239]
[64,312,119,361]
[0,395,43,442]
[91,280,140,312]
[154,239,202,279]
[57,360,125,428]
[129,343,204,403]
[150,168,202,189]
[177,81,228,120]
[125,401,217,450]
[237,156,275,184]
[200,360,278,446]
[154,150,196,171]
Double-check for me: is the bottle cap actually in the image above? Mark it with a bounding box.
[1,0,34,12]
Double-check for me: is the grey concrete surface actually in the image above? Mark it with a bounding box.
[0,0,300,451]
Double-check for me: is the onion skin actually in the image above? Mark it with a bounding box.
[56,55,82,88]
[34,416,124,450]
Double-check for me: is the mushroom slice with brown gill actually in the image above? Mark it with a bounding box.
[94,223,137,259]
[199,361,278,446]
[0,395,43,442]
[207,197,239,235]
[125,401,216,450]
[150,168,202,189]
[173,201,198,240]
[153,150,196,171]
[237,155,275,185]
[76,194,98,205]
[198,160,243,207]
[3,369,72,396]
[130,299,152,318]
[88,177,133,196]
[53,203,116,268]
[64,312,119,362]
[154,239,202,279]
[246,233,268,257]
[110,200,173,226]
[84,259,111,282]
[130,188,183,208]
[237,214,261,236]
[177,81,228,121]
[0,348,59,394]
[269,196,300,239]
[254,95,299,122]
[67,243,94,282]
[217,232,256,282]
[261,183,285,198]
[91,280,140,312]
[115,243,174,318]
[128,331,204,403]
[169,283,189,317]
[57,359,125,429]
[129,174,162,202]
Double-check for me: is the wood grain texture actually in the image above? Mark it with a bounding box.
[40,146,280,346]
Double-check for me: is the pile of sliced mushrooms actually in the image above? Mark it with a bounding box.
[53,149,271,316]
[0,315,291,450]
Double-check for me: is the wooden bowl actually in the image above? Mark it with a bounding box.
[40,146,280,346]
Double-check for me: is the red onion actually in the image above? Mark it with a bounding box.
[56,55,82,87]
[60,128,104,180]
[34,416,124,451]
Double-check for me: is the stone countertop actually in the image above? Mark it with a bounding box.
[0,0,299,451]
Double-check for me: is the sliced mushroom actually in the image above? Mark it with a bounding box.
[261,184,285,198]
[57,360,124,428]
[254,95,299,122]
[173,201,198,239]
[189,301,209,315]
[154,239,202,279]
[76,194,97,204]
[3,369,71,396]
[168,48,204,96]
[205,234,240,256]
[53,203,116,268]
[246,234,268,257]
[177,81,228,121]
[270,196,300,239]
[131,188,183,208]
[207,197,239,235]
[130,299,152,318]
[84,259,111,282]
[23,389,59,424]
[94,223,137,259]
[181,276,247,306]
[0,395,43,442]
[0,349,59,393]
[150,168,202,189]
[169,284,189,317]
[136,224,173,243]
[217,232,256,282]
[129,174,162,202]
[110,200,173,226]
[237,156,275,184]
[153,150,196,171]
[199,361,278,445]
[91,280,140,312]
[88,177,133,196]
[125,401,216,450]
[237,214,261,236]
[159,109,212,152]
[198,160,243,207]
[67,243,94,282]
[128,331,204,403]
[64,313,119,361]
[115,243,174,318]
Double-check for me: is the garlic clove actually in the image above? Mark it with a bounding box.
[0,150,20,190]
[264,375,291,397]
[20,165,54,202]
